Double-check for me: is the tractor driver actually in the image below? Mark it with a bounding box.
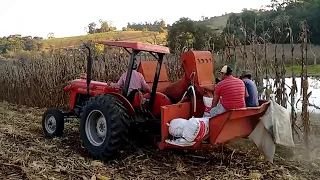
[107,60,151,95]
[209,65,246,117]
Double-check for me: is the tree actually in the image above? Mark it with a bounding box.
[167,18,196,53]
[159,19,166,33]
[24,39,38,51]
[47,32,55,39]
[167,18,223,54]
[126,19,167,32]
[223,0,320,45]
[98,19,116,32]
[88,22,97,34]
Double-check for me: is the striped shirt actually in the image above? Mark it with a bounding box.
[214,76,246,110]
[110,70,151,94]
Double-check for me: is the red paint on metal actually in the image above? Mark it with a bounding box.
[158,100,270,150]
[137,61,171,91]
[143,92,172,117]
[63,79,135,115]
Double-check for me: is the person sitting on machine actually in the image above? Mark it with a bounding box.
[107,60,151,96]
[209,65,246,117]
[240,70,259,107]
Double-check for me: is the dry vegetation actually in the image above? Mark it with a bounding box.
[0,50,184,108]
[42,31,167,49]
[0,42,319,109]
[0,101,319,179]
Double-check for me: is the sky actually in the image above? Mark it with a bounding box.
[1,0,271,38]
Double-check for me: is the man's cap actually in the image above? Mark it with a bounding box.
[241,70,251,77]
[220,65,232,74]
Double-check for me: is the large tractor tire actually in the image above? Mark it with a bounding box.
[80,94,131,160]
[42,108,65,138]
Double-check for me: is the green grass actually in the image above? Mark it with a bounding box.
[200,14,232,31]
[286,64,320,76]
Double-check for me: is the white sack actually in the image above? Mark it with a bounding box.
[203,96,213,117]
[249,96,294,162]
[248,122,275,163]
[259,99,295,147]
[167,118,188,138]
[182,117,209,142]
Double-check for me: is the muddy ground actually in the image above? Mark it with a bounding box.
[0,101,319,180]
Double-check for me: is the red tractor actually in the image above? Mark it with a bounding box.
[42,41,270,160]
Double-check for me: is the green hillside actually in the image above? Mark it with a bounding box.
[41,14,231,49]
[42,31,167,49]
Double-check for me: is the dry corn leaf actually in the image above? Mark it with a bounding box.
[91,174,97,180]
[249,172,262,180]
[91,160,104,167]
[96,174,110,180]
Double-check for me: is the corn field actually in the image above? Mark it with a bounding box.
[0,20,317,146]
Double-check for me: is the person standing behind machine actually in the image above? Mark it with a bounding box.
[240,70,259,107]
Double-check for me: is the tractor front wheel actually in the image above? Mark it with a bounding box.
[42,108,65,138]
[80,94,130,160]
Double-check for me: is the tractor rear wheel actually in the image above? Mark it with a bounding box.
[80,94,130,160]
[42,108,65,138]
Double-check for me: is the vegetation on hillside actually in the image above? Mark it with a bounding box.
[224,0,320,45]
[0,36,43,53]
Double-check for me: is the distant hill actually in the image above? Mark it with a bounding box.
[42,31,167,49]
[196,13,234,31]
[41,14,232,49]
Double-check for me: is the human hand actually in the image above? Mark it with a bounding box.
[107,80,112,86]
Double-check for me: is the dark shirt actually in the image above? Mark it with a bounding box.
[243,78,259,107]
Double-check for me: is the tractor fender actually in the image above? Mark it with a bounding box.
[104,92,135,115]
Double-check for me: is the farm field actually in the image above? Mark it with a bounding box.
[0,101,319,179]
[286,65,320,77]
[41,31,167,49]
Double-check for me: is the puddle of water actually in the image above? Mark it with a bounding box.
[262,77,320,113]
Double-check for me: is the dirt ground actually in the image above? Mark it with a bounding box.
[0,101,320,180]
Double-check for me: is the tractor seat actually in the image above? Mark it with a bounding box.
[127,89,143,107]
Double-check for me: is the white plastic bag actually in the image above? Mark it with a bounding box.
[249,96,294,162]
[167,118,188,138]
[203,96,213,117]
[182,117,209,142]
[264,99,295,147]
[249,122,275,163]
[165,138,196,147]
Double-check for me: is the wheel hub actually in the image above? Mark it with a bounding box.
[96,116,107,138]
[85,110,107,147]
[45,115,57,134]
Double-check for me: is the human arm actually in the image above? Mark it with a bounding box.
[139,74,151,93]
[211,84,221,107]
[245,88,249,97]
[108,73,125,89]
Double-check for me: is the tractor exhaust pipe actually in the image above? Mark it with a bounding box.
[83,42,92,96]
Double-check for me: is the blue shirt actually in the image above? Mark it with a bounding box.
[243,78,259,107]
